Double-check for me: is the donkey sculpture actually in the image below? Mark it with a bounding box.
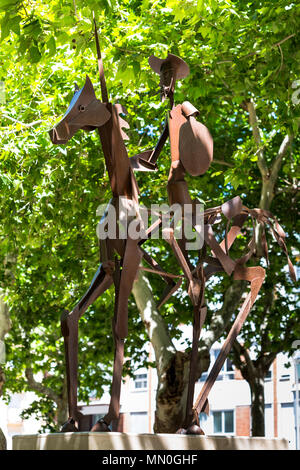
[135,53,296,434]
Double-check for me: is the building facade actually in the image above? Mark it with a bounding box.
[76,346,300,449]
[0,391,42,449]
[1,346,299,449]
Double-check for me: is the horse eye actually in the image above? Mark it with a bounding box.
[78,104,85,112]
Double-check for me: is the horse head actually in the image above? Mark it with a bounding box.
[49,75,111,144]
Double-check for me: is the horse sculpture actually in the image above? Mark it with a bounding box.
[49,23,295,434]
[49,20,158,432]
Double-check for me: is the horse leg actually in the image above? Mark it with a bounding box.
[182,293,207,433]
[60,265,114,432]
[90,259,123,431]
[161,227,209,433]
[177,215,248,433]
[91,236,143,431]
[191,264,265,429]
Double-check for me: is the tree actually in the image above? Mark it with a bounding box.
[0,0,299,435]
[0,291,11,448]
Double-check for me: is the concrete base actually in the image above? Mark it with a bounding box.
[12,432,289,450]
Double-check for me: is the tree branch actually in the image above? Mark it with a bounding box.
[0,291,11,341]
[272,33,296,48]
[262,352,277,373]
[213,159,234,168]
[132,271,176,375]
[246,100,269,177]
[25,368,60,404]
[232,338,257,382]
[270,133,294,183]
[1,114,42,128]
[238,34,296,61]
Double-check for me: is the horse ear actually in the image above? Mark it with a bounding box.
[74,82,80,93]
[82,75,96,99]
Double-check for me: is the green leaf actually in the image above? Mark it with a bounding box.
[9,15,21,35]
[18,36,31,55]
[0,15,10,42]
[47,36,56,57]
[29,45,41,63]
[0,0,19,11]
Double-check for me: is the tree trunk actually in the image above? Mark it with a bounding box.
[0,365,7,449]
[132,271,191,432]
[250,375,265,436]
[0,291,11,450]
[55,376,68,429]
[154,351,191,433]
[56,398,68,429]
[0,426,6,451]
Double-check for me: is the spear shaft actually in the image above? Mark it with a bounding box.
[93,16,109,103]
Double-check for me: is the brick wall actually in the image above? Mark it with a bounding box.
[235,405,250,436]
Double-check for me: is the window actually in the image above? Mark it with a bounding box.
[214,349,235,381]
[130,412,148,433]
[264,369,272,382]
[296,362,300,383]
[279,403,295,449]
[199,412,210,434]
[280,374,291,381]
[213,410,234,434]
[199,349,234,382]
[199,372,208,382]
[134,373,148,390]
[264,404,274,437]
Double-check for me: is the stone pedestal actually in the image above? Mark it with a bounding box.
[12,432,289,450]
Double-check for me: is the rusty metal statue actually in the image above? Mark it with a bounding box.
[49,20,188,433]
[140,53,296,434]
[49,22,295,434]
[48,20,162,432]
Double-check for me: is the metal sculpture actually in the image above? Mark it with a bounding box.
[49,20,157,432]
[49,21,181,433]
[49,24,295,434]
[137,53,296,434]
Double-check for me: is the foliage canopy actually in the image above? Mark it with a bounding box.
[0,0,299,430]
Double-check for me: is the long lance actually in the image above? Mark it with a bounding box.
[93,15,109,104]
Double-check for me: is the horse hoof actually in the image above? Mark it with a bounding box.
[91,418,111,432]
[186,424,205,435]
[60,417,79,433]
[175,428,187,434]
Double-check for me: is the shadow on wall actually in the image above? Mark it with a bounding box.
[11,432,289,451]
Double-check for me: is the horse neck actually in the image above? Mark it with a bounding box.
[97,103,138,200]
